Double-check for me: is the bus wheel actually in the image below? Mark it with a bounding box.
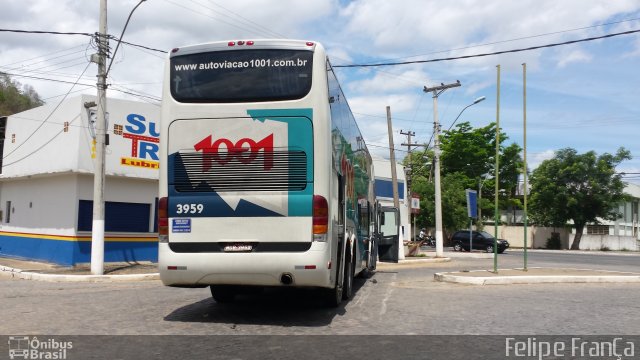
[322,249,344,307]
[210,285,236,303]
[342,249,355,300]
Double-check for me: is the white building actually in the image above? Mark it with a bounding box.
[576,183,640,250]
[0,95,160,265]
[372,156,410,241]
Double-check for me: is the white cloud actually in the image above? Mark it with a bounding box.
[529,150,556,170]
[556,48,593,68]
[2,0,640,174]
[346,66,429,94]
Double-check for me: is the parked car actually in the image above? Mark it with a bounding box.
[450,230,509,253]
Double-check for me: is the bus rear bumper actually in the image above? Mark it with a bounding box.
[158,242,333,288]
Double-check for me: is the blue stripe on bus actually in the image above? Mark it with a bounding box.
[247,109,314,216]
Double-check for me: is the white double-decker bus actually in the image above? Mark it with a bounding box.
[158,39,378,306]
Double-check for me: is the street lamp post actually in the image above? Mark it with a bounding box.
[447,96,486,132]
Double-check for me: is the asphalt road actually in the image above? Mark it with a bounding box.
[1,250,639,337]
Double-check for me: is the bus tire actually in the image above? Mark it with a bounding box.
[322,246,345,308]
[210,285,236,303]
[342,246,355,300]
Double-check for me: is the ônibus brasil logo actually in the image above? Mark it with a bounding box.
[194,134,274,172]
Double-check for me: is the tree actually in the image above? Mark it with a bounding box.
[500,143,525,224]
[412,172,469,236]
[0,73,44,115]
[439,121,523,225]
[403,121,525,234]
[529,147,631,250]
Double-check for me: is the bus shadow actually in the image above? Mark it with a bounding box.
[163,278,368,327]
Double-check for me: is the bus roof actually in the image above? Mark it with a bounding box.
[169,39,319,57]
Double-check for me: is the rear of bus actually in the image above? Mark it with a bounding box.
[158,40,335,290]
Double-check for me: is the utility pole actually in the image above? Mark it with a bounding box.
[386,107,400,209]
[387,107,403,260]
[423,81,461,257]
[91,0,108,275]
[494,65,501,273]
[401,130,420,241]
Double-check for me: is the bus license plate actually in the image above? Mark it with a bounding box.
[223,244,253,252]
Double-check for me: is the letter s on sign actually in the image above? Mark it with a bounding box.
[125,114,146,134]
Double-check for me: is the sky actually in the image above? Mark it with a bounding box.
[1,0,640,182]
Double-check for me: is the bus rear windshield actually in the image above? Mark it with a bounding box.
[170,49,313,103]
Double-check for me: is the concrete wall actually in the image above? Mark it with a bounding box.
[0,97,161,265]
[488,225,572,249]
[487,225,639,250]
[569,234,638,251]
[2,95,160,180]
[0,172,158,265]
[2,97,82,178]
[0,174,78,235]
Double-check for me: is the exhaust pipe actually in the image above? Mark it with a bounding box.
[280,273,293,285]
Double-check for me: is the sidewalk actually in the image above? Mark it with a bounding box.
[0,257,159,282]
[379,249,640,285]
[3,251,640,284]
[434,267,640,285]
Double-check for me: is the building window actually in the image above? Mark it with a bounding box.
[587,225,609,235]
[77,200,151,232]
[114,124,123,135]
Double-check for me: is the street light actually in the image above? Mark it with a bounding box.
[447,96,486,132]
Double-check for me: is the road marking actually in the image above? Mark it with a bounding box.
[379,273,396,317]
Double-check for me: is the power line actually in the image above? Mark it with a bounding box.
[41,86,95,100]
[1,114,81,167]
[3,62,92,160]
[0,44,88,68]
[0,28,165,54]
[194,0,287,38]
[0,48,88,71]
[378,16,640,63]
[162,0,280,39]
[2,71,95,87]
[106,0,148,76]
[367,143,409,153]
[334,29,640,68]
[120,41,166,58]
[3,71,162,103]
[0,29,93,37]
[113,38,165,54]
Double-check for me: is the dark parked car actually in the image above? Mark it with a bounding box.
[450,230,509,253]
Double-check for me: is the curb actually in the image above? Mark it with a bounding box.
[377,257,452,267]
[507,249,640,256]
[0,265,159,282]
[434,268,640,285]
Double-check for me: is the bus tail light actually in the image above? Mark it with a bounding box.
[313,195,328,241]
[229,40,254,46]
[158,197,168,242]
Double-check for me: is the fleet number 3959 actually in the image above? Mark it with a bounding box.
[176,204,204,214]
